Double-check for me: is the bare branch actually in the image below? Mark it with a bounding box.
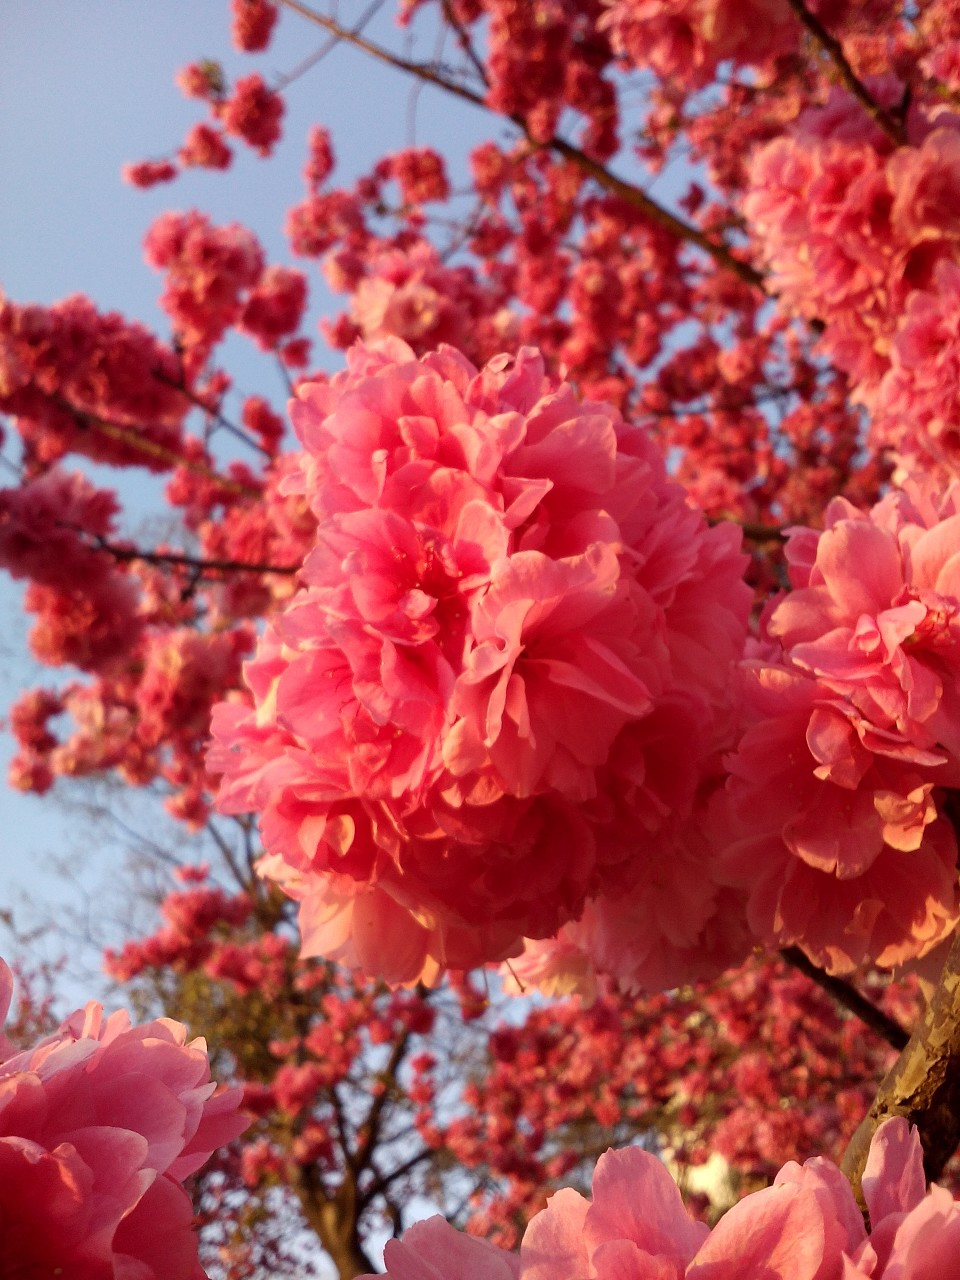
[439,0,489,87]
[274,0,388,92]
[353,1018,421,1176]
[50,397,263,496]
[359,1146,435,1214]
[780,947,909,1052]
[76,528,299,578]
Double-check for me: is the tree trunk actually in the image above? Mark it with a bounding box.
[293,1167,375,1279]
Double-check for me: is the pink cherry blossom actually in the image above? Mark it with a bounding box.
[210,339,750,983]
[368,1214,521,1280]
[716,478,960,972]
[518,1118,950,1280]
[0,957,248,1278]
[370,1119,960,1279]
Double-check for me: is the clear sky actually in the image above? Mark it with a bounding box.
[0,1,493,985]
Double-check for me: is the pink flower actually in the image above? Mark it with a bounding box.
[874,258,960,473]
[340,240,516,365]
[0,957,248,1277]
[516,1119,951,1280]
[390,147,450,205]
[178,122,232,171]
[210,340,750,983]
[600,0,796,92]
[845,1126,960,1278]
[239,264,308,349]
[717,480,960,972]
[230,0,279,52]
[144,210,265,354]
[122,159,178,188]
[373,1120,960,1278]
[368,1215,520,1279]
[219,73,284,156]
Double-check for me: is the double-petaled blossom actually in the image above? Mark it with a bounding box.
[716,478,960,972]
[210,339,750,984]
[370,1120,958,1279]
[0,958,247,1278]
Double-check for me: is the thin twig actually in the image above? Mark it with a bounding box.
[780,947,910,1051]
[358,1145,434,1211]
[150,368,272,458]
[439,0,489,87]
[79,529,299,578]
[274,0,388,91]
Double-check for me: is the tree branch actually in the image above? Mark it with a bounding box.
[277,0,766,289]
[780,947,910,1051]
[51,397,263,496]
[841,932,960,1201]
[353,1015,421,1176]
[274,0,388,92]
[740,521,788,543]
[358,1145,435,1213]
[439,0,489,87]
[292,1162,375,1280]
[78,529,299,578]
[783,0,907,145]
[150,368,272,458]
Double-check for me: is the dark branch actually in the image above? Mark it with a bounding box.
[780,947,910,1052]
[740,521,788,543]
[353,1016,421,1176]
[80,530,299,578]
[150,368,272,458]
[274,0,388,92]
[358,1146,435,1213]
[440,0,489,87]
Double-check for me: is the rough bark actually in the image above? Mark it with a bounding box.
[842,932,960,1203]
[293,1166,375,1280]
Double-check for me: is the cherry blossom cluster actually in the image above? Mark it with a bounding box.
[143,210,307,368]
[17,0,960,1262]
[0,955,247,1277]
[108,866,922,1265]
[745,96,960,476]
[210,339,750,984]
[276,97,870,530]
[124,3,283,188]
[374,1119,958,1280]
[326,238,519,366]
[0,289,315,826]
[0,292,188,471]
[715,476,960,973]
